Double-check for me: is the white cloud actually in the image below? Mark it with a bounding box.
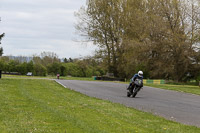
[0,0,96,58]
[2,38,98,58]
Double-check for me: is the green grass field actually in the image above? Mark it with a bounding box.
[2,74,94,81]
[2,74,200,95]
[144,84,200,95]
[0,78,199,132]
[59,76,94,81]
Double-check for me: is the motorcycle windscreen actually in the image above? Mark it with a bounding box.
[134,79,143,87]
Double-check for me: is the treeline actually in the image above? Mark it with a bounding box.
[76,0,200,82]
[0,52,105,77]
[0,18,4,56]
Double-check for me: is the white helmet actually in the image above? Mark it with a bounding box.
[138,71,143,77]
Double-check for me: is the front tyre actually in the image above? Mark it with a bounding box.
[132,87,138,98]
[132,92,137,98]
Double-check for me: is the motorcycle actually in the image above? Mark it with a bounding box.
[127,78,143,98]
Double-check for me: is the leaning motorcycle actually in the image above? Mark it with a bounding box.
[127,78,143,98]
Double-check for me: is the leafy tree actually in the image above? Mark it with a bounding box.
[0,60,5,71]
[137,0,200,81]
[47,62,61,75]
[27,61,34,72]
[63,58,68,63]
[34,64,47,76]
[0,18,5,56]
[40,52,60,66]
[8,60,19,73]
[63,63,84,77]
[60,65,66,76]
[75,0,130,76]
[17,62,28,75]
[69,58,73,62]
[33,56,42,65]
[32,52,60,67]
[76,0,200,82]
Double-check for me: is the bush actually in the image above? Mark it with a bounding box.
[63,63,84,77]
[47,62,61,76]
[34,64,47,76]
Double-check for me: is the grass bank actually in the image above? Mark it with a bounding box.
[2,74,93,81]
[0,78,199,132]
[59,76,94,81]
[144,84,200,95]
[2,74,200,95]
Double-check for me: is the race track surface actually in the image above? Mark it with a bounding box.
[56,80,200,127]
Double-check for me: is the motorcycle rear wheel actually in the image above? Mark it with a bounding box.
[127,92,131,97]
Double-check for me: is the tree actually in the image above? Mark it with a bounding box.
[76,0,142,77]
[76,0,200,81]
[141,0,200,81]
[0,18,5,56]
[34,64,47,76]
[40,52,60,67]
[8,60,19,73]
[17,62,28,75]
[63,58,68,63]
[63,62,84,77]
[0,60,5,71]
[27,61,34,72]
[47,62,61,75]
[60,65,66,76]
[0,33,4,56]
[69,58,73,62]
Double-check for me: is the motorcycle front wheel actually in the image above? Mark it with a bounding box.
[132,87,138,98]
[132,92,137,97]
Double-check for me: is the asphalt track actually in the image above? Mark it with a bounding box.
[56,80,200,127]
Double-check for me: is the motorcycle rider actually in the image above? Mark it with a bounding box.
[127,71,143,94]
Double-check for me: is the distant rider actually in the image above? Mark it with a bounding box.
[127,71,143,93]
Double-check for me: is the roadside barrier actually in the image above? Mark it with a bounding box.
[93,76,165,84]
[143,79,165,84]
[93,76,125,82]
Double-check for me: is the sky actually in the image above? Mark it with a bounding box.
[0,0,97,58]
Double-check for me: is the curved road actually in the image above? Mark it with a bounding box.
[56,80,200,127]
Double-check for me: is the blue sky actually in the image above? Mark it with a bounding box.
[0,0,97,58]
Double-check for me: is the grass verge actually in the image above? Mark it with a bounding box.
[59,76,94,81]
[144,83,200,95]
[2,74,200,95]
[2,74,94,81]
[0,78,199,132]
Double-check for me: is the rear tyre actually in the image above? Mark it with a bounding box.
[127,92,131,97]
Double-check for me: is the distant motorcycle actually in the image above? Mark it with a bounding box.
[127,78,143,98]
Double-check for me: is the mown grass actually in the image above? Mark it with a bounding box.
[2,74,200,95]
[2,74,55,79]
[59,76,94,81]
[0,78,199,132]
[2,74,94,81]
[144,83,200,95]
